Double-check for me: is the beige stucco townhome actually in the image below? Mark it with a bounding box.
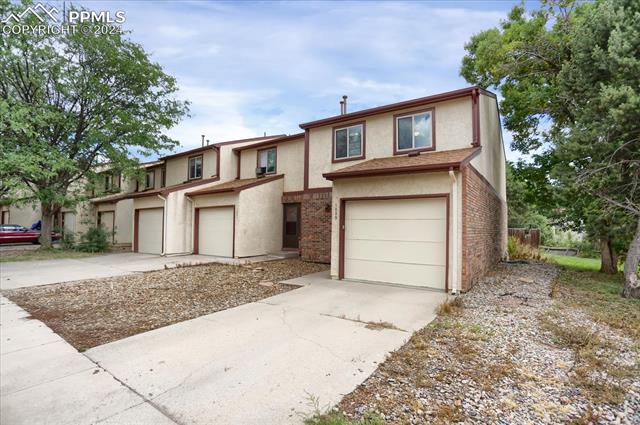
[183,86,507,293]
[126,135,282,255]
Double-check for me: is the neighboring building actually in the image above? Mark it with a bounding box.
[4,86,507,293]
[127,136,281,255]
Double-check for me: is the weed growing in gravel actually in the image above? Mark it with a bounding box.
[552,269,640,339]
[538,311,636,404]
[436,296,464,316]
[303,393,383,425]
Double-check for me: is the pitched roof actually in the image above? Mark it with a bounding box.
[232,133,305,152]
[299,86,496,130]
[128,176,220,199]
[91,192,131,204]
[186,174,284,197]
[160,135,286,161]
[322,147,481,181]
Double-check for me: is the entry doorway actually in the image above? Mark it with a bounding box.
[283,203,300,249]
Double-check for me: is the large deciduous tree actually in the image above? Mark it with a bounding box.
[555,0,640,296]
[0,0,189,247]
[461,0,639,297]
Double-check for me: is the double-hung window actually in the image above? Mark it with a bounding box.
[145,170,155,189]
[395,110,434,153]
[104,174,113,191]
[334,123,364,161]
[188,155,203,180]
[258,147,276,174]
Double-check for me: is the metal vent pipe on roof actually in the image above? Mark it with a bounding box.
[206,139,210,146]
[342,95,348,114]
[201,134,205,147]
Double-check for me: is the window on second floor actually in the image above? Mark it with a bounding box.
[334,123,364,161]
[188,155,203,180]
[395,110,434,153]
[104,174,113,191]
[145,170,155,189]
[257,147,276,174]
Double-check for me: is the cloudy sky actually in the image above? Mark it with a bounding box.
[74,0,533,161]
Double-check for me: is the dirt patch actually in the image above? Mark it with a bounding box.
[3,259,328,350]
[336,263,640,424]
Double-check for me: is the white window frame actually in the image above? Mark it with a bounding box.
[188,155,203,180]
[333,123,364,161]
[258,147,277,174]
[395,110,434,153]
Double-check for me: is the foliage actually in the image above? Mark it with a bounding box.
[461,0,639,287]
[304,411,384,425]
[0,0,189,246]
[76,226,110,253]
[60,231,76,250]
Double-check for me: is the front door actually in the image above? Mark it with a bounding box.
[283,203,300,249]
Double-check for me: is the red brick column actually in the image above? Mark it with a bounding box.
[461,166,506,291]
[282,190,332,263]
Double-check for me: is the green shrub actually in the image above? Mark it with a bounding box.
[60,231,76,250]
[77,226,110,253]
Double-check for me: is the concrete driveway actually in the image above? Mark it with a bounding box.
[84,273,447,424]
[0,252,265,290]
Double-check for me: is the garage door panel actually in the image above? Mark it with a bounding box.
[343,197,447,290]
[198,207,233,257]
[346,199,445,220]
[346,219,445,243]
[345,259,446,288]
[138,209,163,254]
[346,239,446,266]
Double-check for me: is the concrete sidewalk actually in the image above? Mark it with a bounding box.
[0,296,176,425]
[0,252,278,290]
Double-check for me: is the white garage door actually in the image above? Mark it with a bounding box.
[197,207,234,257]
[137,208,163,254]
[98,211,115,243]
[344,197,447,290]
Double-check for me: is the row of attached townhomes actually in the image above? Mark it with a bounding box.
[2,87,507,293]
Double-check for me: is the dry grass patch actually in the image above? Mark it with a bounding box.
[435,296,464,316]
[3,259,328,349]
[539,310,637,404]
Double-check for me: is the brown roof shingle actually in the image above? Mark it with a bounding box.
[186,174,284,197]
[323,147,481,181]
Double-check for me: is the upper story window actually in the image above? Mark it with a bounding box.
[395,109,434,154]
[145,170,155,189]
[257,147,276,174]
[188,155,203,180]
[105,174,113,191]
[333,123,364,162]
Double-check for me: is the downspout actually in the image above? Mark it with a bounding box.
[449,168,459,295]
[157,194,168,256]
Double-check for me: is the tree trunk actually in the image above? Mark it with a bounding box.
[600,237,617,274]
[623,217,640,299]
[40,203,55,249]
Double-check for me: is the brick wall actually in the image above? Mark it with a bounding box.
[461,165,506,291]
[282,190,332,263]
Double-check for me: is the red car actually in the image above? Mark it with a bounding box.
[0,224,60,244]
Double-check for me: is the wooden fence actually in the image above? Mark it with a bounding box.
[508,228,540,248]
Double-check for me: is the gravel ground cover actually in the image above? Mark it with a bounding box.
[3,259,328,350]
[335,263,640,424]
